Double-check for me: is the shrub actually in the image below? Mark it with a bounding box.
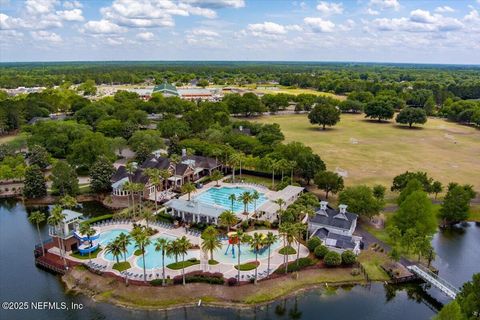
[227,277,238,286]
[341,250,357,265]
[314,245,329,258]
[279,246,296,255]
[324,251,342,267]
[277,257,315,273]
[150,279,163,286]
[82,214,114,225]
[172,271,224,285]
[351,268,360,276]
[307,237,322,252]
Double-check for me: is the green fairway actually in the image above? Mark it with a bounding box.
[255,113,480,195]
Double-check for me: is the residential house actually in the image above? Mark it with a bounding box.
[308,201,362,254]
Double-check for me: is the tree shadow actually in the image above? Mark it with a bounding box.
[307,126,338,132]
[394,125,425,130]
[361,119,392,124]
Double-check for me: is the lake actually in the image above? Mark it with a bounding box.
[0,199,478,320]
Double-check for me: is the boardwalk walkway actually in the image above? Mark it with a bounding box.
[407,265,460,299]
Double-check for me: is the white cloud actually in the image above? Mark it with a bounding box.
[369,0,400,11]
[190,29,219,37]
[181,0,245,9]
[83,20,126,34]
[371,10,463,32]
[25,0,58,15]
[304,17,335,32]
[247,21,288,37]
[63,1,82,9]
[0,13,24,29]
[56,9,84,21]
[434,6,454,13]
[339,19,355,31]
[30,30,62,42]
[106,37,124,45]
[316,1,343,15]
[366,8,379,15]
[136,31,154,40]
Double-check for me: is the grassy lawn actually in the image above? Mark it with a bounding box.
[243,268,364,304]
[167,259,200,270]
[279,246,297,255]
[255,114,480,198]
[0,135,19,144]
[357,249,390,281]
[70,247,101,260]
[134,249,142,256]
[208,259,219,265]
[227,174,273,189]
[469,205,480,222]
[113,261,131,272]
[234,261,259,271]
[253,86,346,100]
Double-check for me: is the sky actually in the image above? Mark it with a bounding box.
[1,0,480,64]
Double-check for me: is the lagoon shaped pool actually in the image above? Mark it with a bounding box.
[195,186,268,214]
[99,229,199,270]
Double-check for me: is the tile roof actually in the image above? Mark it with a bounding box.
[312,228,356,250]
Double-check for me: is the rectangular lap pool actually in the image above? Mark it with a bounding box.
[195,186,268,214]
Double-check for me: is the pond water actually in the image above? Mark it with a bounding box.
[0,199,478,320]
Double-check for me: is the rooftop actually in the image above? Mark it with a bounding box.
[62,209,84,223]
[153,83,179,96]
[309,204,357,231]
[164,198,225,218]
[313,228,356,250]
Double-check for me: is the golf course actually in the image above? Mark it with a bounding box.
[255,113,480,194]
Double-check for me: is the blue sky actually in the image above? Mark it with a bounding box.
[1,0,479,63]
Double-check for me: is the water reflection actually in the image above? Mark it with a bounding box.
[1,200,479,320]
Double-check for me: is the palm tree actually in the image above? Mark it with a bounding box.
[252,190,260,215]
[201,227,222,261]
[264,232,278,278]
[228,152,243,182]
[228,194,236,212]
[218,210,237,232]
[144,168,161,212]
[177,236,192,285]
[105,239,123,264]
[159,169,171,191]
[235,230,244,284]
[210,170,224,187]
[181,182,196,201]
[249,232,265,285]
[134,183,145,214]
[169,154,181,188]
[29,211,46,255]
[166,240,179,263]
[79,223,96,261]
[59,195,78,209]
[117,233,131,263]
[280,223,295,274]
[274,198,286,225]
[293,223,306,266]
[240,191,253,214]
[132,229,151,282]
[123,181,134,216]
[142,208,154,228]
[289,160,297,183]
[154,238,170,286]
[47,205,67,268]
[276,159,290,181]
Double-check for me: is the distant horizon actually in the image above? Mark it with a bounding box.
[1,0,479,64]
[1,59,479,67]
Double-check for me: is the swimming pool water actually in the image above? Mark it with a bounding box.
[195,186,268,213]
[214,239,283,264]
[99,229,199,269]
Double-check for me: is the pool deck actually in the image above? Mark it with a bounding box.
[54,220,309,282]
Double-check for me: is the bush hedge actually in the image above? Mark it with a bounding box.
[279,246,296,255]
[314,245,329,258]
[172,271,224,285]
[276,257,315,273]
[307,237,322,252]
[82,214,114,225]
[341,250,357,265]
[324,251,342,267]
[227,277,238,286]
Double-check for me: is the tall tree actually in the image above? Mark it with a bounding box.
[29,211,46,255]
[456,273,480,320]
[249,232,265,284]
[219,210,237,232]
[314,171,344,199]
[338,185,382,219]
[28,144,51,169]
[154,238,170,286]
[396,107,427,128]
[392,190,437,236]
[90,156,115,194]
[23,165,47,199]
[439,185,476,226]
[308,103,341,130]
[51,161,79,196]
[365,99,395,122]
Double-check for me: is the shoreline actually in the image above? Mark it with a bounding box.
[62,266,367,311]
